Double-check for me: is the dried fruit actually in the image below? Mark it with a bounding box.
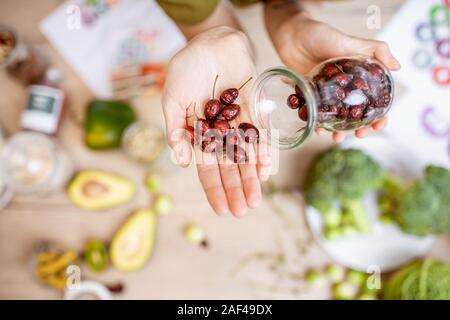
[201,138,217,153]
[213,119,230,137]
[196,119,211,136]
[287,94,301,109]
[221,104,240,121]
[295,85,304,97]
[204,99,221,120]
[352,77,369,91]
[220,88,239,105]
[349,105,365,120]
[322,64,341,78]
[333,73,351,87]
[238,122,259,143]
[298,105,308,121]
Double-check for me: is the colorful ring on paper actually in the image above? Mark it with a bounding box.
[436,38,450,58]
[412,49,433,69]
[429,5,450,25]
[421,106,450,138]
[432,65,450,86]
[415,23,436,42]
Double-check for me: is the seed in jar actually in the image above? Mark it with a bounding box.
[298,105,308,121]
[238,122,259,144]
[221,104,240,121]
[287,94,303,109]
[204,99,221,120]
[213,119,230,137]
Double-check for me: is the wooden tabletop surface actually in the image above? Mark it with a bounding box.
[0,0,449,299]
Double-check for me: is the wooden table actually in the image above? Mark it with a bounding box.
[0,0,448,300]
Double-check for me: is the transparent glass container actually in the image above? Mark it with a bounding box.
[0,132,74,194]
[251,56,395,150]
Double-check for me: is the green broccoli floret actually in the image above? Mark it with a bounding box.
[384,259,450,300]
[304,148,384,236]
[378,165,450,236]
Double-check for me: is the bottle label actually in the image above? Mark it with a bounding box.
[21,85,64,135]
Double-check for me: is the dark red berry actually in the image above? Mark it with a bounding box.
[336,59,353,72]
[196,119,211,136]
[349,105,365,120]
[226,144,247,163]
[204,99,221,120]
[185,126,195,144]
[333,73,351,87]
[336,87,347,100]
[221,104,240,121]
[352,78,369,91]
[368,64,384,79]
[322,64,341,78]
[298,105,308,121]
[213,119,230,137]
[220,88,239,105]
[337,105,349,119]
[287,94,303,109]
[328,104,340,114]
[238,122,259,144]
[225,130,241,146]
[201,139,217,153]
[295,85,304,97]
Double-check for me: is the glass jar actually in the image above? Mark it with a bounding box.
[0,132,74,194]
[0,26,48,85]
[251,56,394,150]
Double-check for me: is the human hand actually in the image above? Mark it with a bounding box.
[272,13,401,142]
[162,26,271,217]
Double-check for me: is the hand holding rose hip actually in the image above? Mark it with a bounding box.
[162,27,271,217]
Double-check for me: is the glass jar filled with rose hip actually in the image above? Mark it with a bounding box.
[250,56,394,150]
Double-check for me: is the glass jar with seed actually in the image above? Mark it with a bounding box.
[122,122,167,169]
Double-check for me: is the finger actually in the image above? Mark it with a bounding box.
[256,136,272,182]
[315,128,326,136]
[355,127,370,138]
[219,162,248,218]
[162,93,192,167]
[195,148,229,216]
[372,118,387,131]
[332,131,346,143]
[238,145,262,209]
[347,37,401,71]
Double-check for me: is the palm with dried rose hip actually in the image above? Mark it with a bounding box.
[286,57,393,131]
[185,75,259,163]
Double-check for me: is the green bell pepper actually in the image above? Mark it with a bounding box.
[85,99,136,150]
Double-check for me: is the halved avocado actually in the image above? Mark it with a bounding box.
[67,170,135,211]
[110,209,157,272]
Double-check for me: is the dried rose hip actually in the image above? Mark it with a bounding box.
[221,104,240,121]
[336,87,347,101]
[295,85,305,98]
[352,77,369,91]
[336,59,353,72]
[337,105,349,119]
[238,122,259,144]
[201,139,217,153]
[204,99,221,120]
[287,94,303,109]
[196,119,211,136]
[333,73,351,87]
[349,105,365,120]
[322,64,341,78]
[213,119,230,137]
[226,144,247,163]
[220,88,239,105]
[298,105,308,121]
[328,104,340,115]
